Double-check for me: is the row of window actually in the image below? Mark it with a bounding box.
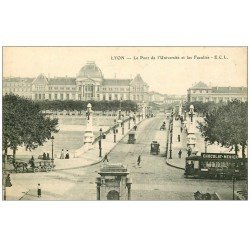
[35,93,75,100]
[3,83,32,87]
[48,86,77,91]
[4,88,30,92]
[34,93,145,101]
[191,96,247,102]
[192,90,210,94]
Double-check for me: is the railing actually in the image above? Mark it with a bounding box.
[92,117,132,145]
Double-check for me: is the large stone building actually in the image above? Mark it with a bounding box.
[187,82,247,103]
[3,61,149,102]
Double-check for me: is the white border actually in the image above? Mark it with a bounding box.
[0,1,249,250]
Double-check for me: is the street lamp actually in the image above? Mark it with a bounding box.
[99,128,102,157]
[122,116,125,135]
[51,136,55,161]
[119,98,122,120]
[169,112,174,159]
[113,119,117,143]
[128,111,131,129]
[232,175,236,200]
[205,138,208,153]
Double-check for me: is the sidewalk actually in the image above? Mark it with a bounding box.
[54,116,146,170]
[166,116,237,169]
[5,117,147,173]
[166,118,186,170]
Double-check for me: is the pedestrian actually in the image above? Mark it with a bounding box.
[46,152,50,160]
[37,183,41,198]
[60,149,64,159]
[137,155,141,166]
[103,153,109,162]
[134,125,137,131]
[178,150,182,159]
[5,174,12,187]
[65,150,69,159]
[42,152,46,160]
[187,148,192,157]
[180,127,183,133]
[190,161,194,170]
[29,156,35,168]
[178,134,181,142]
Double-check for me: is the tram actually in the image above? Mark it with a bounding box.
[184,153,247,180]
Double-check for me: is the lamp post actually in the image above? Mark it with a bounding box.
[99,128,102,157]
[122,116,125,135]
[232,175,236,200]
[114,119,117,143]
[51,136,54,161]
[169,112,173,159]
[205,139,208,153]
[118,98,122,120]
[128,112,131,129]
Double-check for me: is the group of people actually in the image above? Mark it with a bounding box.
[60,149,70,159]
[42,152,51,160]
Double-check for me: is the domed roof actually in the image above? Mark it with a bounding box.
[78,61,103,78]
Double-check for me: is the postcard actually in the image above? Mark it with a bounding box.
[2,46,248,201]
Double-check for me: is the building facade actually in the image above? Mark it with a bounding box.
[187,82,247,103]
[148,91,165,103]
[3,61,149,102]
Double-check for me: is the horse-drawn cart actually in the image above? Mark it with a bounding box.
[12,158,55,173]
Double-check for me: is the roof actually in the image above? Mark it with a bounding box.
[212,86,247,94]
[99,163,129,174]
[3,77,34,83]
[130,74,148,86]
[190,82,210,89]
[103,79,131,86]
[78,61,103,78]
[32,74,49,85]
[48,77,76,85]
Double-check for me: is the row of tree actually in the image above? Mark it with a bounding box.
[35,100,138,112]
[184,101,226,116]
[198,100,247,158]
[3,94,59,160]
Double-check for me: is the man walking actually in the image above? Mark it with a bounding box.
[37,183,41,198]
[103,153,109,162]
[178,150,182,159]
[178,134,181,142]
[60,149,64,159]
[137,155,141,166]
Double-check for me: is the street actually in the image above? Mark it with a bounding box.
[5,114,245,201]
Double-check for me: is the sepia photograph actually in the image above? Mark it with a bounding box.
[2,46,248,201]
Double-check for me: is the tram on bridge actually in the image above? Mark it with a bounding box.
[184,153,247,180]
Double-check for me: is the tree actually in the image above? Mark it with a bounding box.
[184,101,225,116]
[35,100,138,112]
[199,100,247,157]
[3,94,59,160]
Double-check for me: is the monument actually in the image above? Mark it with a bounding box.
[95,163,132,200]
[84,103,94,144]
[74,103,94,157]
[186,105,198,155]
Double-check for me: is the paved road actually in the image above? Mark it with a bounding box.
[7,114,246,200]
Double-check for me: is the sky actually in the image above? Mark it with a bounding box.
[3,47,247,95]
